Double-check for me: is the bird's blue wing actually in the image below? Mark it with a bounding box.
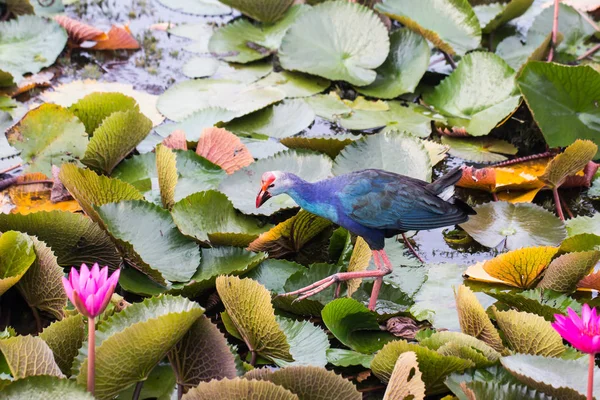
[338,170,469,231]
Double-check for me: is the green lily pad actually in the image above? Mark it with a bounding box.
[332,131,432,181]
[0,231,35,296]
[73,295,203,400]
[560,233,600,253]
[58,164,144,226]
[460,202,566,249]
[0,376,93,399]
[244,259,305,294]
[501,354,600,399]
[82,109,152,175]
[168,316,237,388]
[208,6,307,63]
[356,29,430,99]
[518,63,600,158]
[326,348,373,368]
[182,57,220,78]
[321,298,395,354]
[420,331,501,368]
[441,136,518,163]
[371,340,474,395]
[168,22,214,53]
[68,92,140,136]
[115,363,175,400]
[279,1,389,86]
[155,0,231,15]
[216,276,293,362]
[225,99,315,139]
[423,52,520,137]
[182,378,298,400]
[476,0,534,33]
[375,0,481,56]
[219,0,293,23]
[6,104,88,176]
[176,246,266,297]
[0,15,67,82]
[565,214,600,237]
[171,191,270,246]
[274,316,329,367]
[589,171,600,198]
[0,210,121,269]
[95,200,201,284]
[253,71,330,98]
[39,315,85,376]
[219,149,332,216]
[154,108,237,142]
[280,134,357,159]
[112,151,226,205]
[0,334,63,378]
[157,79,286,122]
[496,32,556,72]
[16,238,67,321]
[486,288,581,321]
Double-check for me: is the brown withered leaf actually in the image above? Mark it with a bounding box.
[7,173,80,215]
[53,15,108,45]
[577,271,600,291]
[0,72,54,97]
[162,129,187,150]
[196,127,254,174]
[50,165,73,203]
[383,351,426,400]
[91,24,140,50]
[386,316,420,340]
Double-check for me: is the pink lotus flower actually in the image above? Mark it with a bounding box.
[552,304,600,354]
[553,304,599,400]
[62,263,120,318]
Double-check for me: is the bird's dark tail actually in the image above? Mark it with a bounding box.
[426,167,476,216]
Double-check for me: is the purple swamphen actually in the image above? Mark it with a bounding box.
[255,167,475,311]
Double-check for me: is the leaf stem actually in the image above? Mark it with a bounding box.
[88,317,96,395]
[553,187,565,221]
[132,380,144,400]
[441,51,457,69]
[177,384,184,400]
[589,353,595,400]
[250,350,257,367]
[0,163,21,175]
[548,0,560,62]
[578,43,600,61]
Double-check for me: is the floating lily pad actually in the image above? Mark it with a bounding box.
[321,298,395,354]
[155,0,231,15]
[154,107,237,142]
[280,134,357,159]
[219,0,293,23]
[326,348,373,369]
[219,149,332,216]
[7,104,88,176]
[74,296,203,399]
[95,200,201,284]
[253,71,330,98]
[274,316,329,367]
[356,29,430,99]
[460,202,566,249]
[560,233,600,253]
[182,58,219,79]
[157,79,286,122]
[486,289,582,321]
[279,2,389,86]
[0,231,35,296]
[565,214,600,237]
[441,136,518,163]
[496,32,556,71]
[209,6,307,63]
[518,63,600,158]
[226,99,315,139]
[375,0,481,56]
[423,52,520,137]
[244,259,305,294]
[112,151,226,205]
[332,131,432,181]
[0,15,67,82]
[475,0,534,33]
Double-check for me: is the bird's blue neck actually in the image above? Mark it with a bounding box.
[283,175,337,221]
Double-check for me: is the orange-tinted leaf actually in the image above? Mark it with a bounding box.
[577,271,600,291]
[53,15,108,45]
[91,24,140,50]
[458,158,549,194]
[1,72,54,97]
[196,127,254,174]
[496,187,542,203]
[7,173,81,215]
[162,129,187,150]
[482,247,559,288]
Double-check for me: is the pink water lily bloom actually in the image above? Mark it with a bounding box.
[62,263,120,318]
[552,304,600,354]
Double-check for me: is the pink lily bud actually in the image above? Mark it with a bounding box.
[552,304,600,354]
[62,263,120,318]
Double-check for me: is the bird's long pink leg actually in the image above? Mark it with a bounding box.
[279,249,392,311]
[402,233,424,263]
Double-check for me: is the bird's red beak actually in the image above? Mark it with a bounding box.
[256,186,271,208]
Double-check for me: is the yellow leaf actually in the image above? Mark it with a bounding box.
[493,308,564,357]
[463,262,507,285]
[540,139,598,188]
[482,246,559,288]
[496,187,542,203]
[216,276,292,362]
[247,210,331,258]
[346,237,371,297]
[156,144,178,210]
[7,173,81,215]
[455,285,504,353]
[383,351,426,400]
